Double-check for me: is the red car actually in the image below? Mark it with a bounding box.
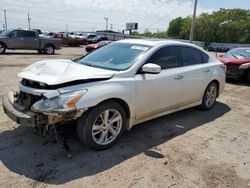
[218,48,250,83]
[85,40,112,52]
[44,32,64,45]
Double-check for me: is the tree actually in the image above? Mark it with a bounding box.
[167,8,250,44]
[167,17,184,38]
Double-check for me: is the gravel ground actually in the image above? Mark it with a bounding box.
[0,47,249,188]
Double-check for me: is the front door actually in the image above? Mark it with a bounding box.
[135,46,183,120]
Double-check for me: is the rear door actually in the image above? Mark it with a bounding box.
[135,46,184,120]
[180,46,212,105]
[22,31,40,49]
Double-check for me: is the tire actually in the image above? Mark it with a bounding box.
[0,43,6,54]
[200,82,218,110]
[77,101,126,150]
[44,44,55,55]
[246,70,250,84]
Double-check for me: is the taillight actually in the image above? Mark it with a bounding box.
[220,64,226,73]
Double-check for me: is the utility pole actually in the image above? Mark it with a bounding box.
[28,12,31,30]
[189,0,198,43]
[66,24,68,33]
[110,24,113,31]
[104,17,108,31]
[4,10,7,30]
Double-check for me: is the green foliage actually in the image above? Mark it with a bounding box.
[167,17,184,38]
[131,30,168,38]
[167,8,250,44]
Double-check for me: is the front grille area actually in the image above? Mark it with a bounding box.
[226,64,240,78]
[16,91,43,110]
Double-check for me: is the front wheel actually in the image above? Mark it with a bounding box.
[77,101,126,150]
[44,44,55,54]
[200,82,218,110]
[0,43,6,54]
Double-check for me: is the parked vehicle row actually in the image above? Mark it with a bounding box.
[2,39,226,149]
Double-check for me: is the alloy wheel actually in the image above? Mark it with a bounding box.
[91,109,122,145]
[205,85,217,108]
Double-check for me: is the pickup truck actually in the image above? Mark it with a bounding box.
[0,29,62,54]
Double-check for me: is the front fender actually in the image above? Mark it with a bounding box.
[62,78,136,119]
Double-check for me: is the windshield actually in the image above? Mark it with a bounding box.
[0,29,13,36]
[223,49,250,59]
[78,43,151,71]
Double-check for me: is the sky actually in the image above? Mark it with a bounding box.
[0,0,250,33]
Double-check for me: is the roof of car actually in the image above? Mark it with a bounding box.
[116,38,194,47]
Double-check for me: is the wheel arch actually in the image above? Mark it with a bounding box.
[209,79,220,97]
[0,41,7,48]
[93,98,131,130]
[45,43,55,49]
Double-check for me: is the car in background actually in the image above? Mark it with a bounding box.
[2,39,225,149]
[91,36,109,43]
[0,29,61,54]
[84,33,97,44]
[85,40,112,52]
[75,33,87,39]
[44,32,64,45]
[218,48,250,83]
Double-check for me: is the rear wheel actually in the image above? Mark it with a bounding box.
[77,101,126,150]
[44,44,55,54]
[200,82,218,110]
[0,43,6,54]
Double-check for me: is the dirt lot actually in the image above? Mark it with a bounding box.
[0,48,250,188]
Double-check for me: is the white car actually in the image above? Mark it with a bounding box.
[2,39,226,149]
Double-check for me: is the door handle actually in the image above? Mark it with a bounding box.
[174,75,183,80]
[203,69,210,73]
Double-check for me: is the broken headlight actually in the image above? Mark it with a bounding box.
[31,90,87,113]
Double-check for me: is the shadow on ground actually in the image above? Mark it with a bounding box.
[226,78,250,86]
[0,102,231,185]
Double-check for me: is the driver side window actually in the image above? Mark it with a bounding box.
[146,46,179,69]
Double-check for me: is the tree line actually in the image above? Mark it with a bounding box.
[132,9,250,45]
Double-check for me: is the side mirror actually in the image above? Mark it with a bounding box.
[141,63,161,74]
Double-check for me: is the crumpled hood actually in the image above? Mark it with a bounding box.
[18,59,117,85]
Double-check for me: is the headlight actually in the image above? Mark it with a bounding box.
[31,90,87,113]
[239,63,250,69]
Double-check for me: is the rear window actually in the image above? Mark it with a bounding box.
[17,31,36,37]
[180,46,203,66]
[201,51,209,63]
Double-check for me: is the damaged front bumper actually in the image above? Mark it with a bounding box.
[2,92,46,127]
[2,91,86,127]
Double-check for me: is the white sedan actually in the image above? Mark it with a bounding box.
[2,39,226,149]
